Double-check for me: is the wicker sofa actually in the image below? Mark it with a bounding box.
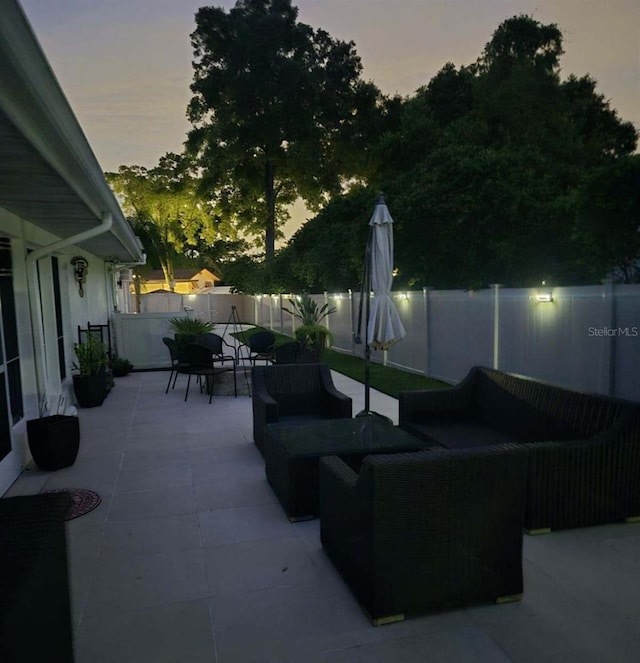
[319,443,529,625]
[0,493,74,662]
[399,366,640,532]
[251,363,352,455]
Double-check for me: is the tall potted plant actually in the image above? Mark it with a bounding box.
[282,294,336,362]
[72,332,109,407]
[168,317,216,355]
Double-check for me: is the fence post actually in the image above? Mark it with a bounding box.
[490,284,503,370]
[423,287,432,376]
[324,291,330,336]
[348,289,355,355]
[602,278,616,396]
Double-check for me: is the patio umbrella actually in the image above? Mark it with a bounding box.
[356,194,406,417]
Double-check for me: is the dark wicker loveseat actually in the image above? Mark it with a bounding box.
[319,443,529,625]
[251,363,352,455]
[399,366,640,533]
[0,493,74,662]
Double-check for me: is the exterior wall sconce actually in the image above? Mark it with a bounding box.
[536,292,553,303]
[70,256,88,297]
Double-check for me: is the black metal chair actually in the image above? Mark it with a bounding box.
[184,343,219,404]
[251,363,352,455]
[162,337,189,393]
[195,333,238,397]
[247,331,276,365]
[272,340,300,364]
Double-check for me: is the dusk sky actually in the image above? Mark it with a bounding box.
[19,0,639,235]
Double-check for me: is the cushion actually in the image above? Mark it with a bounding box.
[402,420,519,450]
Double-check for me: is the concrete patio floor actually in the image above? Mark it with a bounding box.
[6,369,640,663]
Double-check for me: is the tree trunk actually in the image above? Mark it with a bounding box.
[265,160,276,261]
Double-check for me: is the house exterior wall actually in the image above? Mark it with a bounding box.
[0,205,117,494]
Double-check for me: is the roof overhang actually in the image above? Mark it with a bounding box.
[0,0,144,262]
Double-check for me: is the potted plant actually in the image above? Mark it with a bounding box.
[27,395,80,471]
[111,354,134,377]
[72,332,109,407]
[168,317,216,354]
[282,294,336,362]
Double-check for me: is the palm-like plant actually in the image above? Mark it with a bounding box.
[282,294,336,357]
[282,294,335,327]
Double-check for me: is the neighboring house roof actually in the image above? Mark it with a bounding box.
[144,268,220,283]
[0,0,144,262]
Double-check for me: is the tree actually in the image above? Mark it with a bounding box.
[107,153,238,290]
[574,155,640,283]
[187,0,381,259]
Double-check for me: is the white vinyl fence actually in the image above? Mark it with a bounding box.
[113,284,640,401]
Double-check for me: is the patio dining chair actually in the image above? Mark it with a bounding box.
[184,343,218,404]
[162,337,189,394]
[247,331,276,365]
[272,340,300,364]
[196,333,238,397]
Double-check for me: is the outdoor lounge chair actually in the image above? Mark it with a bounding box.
[319,443,529,625]
[251,363,353,455]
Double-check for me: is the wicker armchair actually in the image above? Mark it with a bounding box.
[319,443,529,625]
[251,363,352,455]
[0,493,74,662]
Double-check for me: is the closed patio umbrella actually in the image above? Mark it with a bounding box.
[356,194,406,416]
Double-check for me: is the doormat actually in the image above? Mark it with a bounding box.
[41,488,101,521]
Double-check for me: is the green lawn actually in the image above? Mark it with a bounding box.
[233,326,448,399]
[323,349,448,398]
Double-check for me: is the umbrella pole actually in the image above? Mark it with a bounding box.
[364,228,372,415]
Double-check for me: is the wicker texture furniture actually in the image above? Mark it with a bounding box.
[264,416,428,520]
[399,366,640,532]
[247,331,276,364]
[162,336,189,393]
[251,363,352,455]
[319,443,529,625]
[0,493,74,662]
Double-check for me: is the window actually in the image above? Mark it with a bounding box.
[51,257,66,380]
[0,237,23,458]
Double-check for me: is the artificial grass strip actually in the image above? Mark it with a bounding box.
[323,349,448,399]
[232,327,449,398]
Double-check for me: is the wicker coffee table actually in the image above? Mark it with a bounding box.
[264,416,429,521]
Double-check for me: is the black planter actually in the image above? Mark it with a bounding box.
[26,415,80,471]
[73,373,107,408]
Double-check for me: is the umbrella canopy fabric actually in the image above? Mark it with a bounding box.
[367,198,406,350]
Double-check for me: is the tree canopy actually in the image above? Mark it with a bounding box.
[228,14,637,293]
[187,0,382,259]
[106,153,239,290]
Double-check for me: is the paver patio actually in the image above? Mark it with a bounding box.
[6,369,640,662]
